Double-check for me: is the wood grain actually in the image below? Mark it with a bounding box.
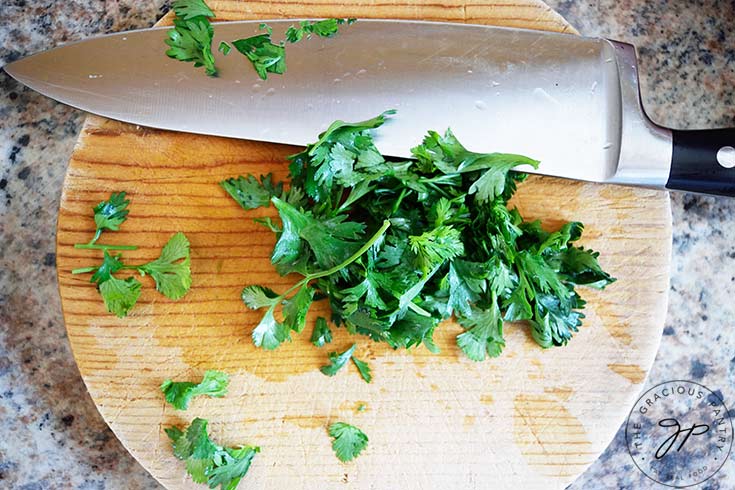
[56,1,672,489]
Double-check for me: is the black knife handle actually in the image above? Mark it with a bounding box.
[666,128,735,196]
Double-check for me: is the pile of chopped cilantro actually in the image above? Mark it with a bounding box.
[223,111,614,361]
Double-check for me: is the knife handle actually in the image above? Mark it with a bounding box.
[667,128,735,196]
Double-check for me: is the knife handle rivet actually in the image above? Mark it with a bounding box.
[716,146,735,169]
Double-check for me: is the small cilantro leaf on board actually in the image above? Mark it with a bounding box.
[165,418,259,489]
[241,285,280,309]
[351,356,372,383]
[220,174,284,210]
[93,191,130,236]
[320,344,357,376]
[99,275,142,318]
[329,422,368,462]
[166,0,218,76]
[251,309,291,350]
[161,370,230,410]
[207,446,260,490]
[311,316,333,347]
[232,33,286,80]
[223,110,614,365]
[138,232,192,300]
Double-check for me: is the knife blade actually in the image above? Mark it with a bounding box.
[5,19,735,196]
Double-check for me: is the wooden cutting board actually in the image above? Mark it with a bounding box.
[56,1,672,488]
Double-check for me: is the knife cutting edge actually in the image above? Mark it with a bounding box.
[4,19,735,196]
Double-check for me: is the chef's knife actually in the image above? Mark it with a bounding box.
[4,19,735,196]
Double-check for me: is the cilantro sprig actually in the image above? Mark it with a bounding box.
[224,111,614,361]
[161,370,230,410]
[165,0,218,76]
[74,192,137,250]
[166,418,259,489]
[328,422,368,462]
[71,192,193,318]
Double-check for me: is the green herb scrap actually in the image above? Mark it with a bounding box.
[165,0,218,76]
[319,343,372,383]
[223,111,614,361]
[351,356,372,383]
[166,418,259,489]
[320,344,357,377]
[218,41,232,55]
[161,370,230,410]
[233,18,355,80]
[232,31,286,81]
[284,18,356,43]
[328,422,368,462]
[310,316,333,347]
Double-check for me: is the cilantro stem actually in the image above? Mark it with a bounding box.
[390,188,408,216]
[307,220,391,281]
[74,243,138,251]
[89,229,103,246]
[71,266,99,274]
[278,219,392,300]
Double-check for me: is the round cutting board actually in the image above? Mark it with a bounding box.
[56,1,672,489]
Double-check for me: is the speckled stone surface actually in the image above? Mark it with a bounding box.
[1,1,733,489]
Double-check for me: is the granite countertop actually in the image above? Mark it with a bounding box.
[1,1,734,489]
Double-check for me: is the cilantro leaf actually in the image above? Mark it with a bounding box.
[99,275,142,318]
[138,232,192,300]
[241,285,280,309]
[352,356,372,383]
[93,191,130,235]
[311,316,333,347]
[161,370,230,410]
[282,285,314,333]
[329,422,368,462]
[320,344,357,376]
[220,174,284,210]
[456,301,505,361]
[271,197,364,270]
[207,446,260,490]
[171,0,214,20]
[232,33,285,80]
[408,225,464,272]
[166,16,217,76]
[251,309,290,350]
[168,417,219,461]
